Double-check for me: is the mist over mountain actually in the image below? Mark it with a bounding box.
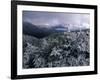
[23,22,89,39]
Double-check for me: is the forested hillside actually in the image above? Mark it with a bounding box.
[23,30,90,68]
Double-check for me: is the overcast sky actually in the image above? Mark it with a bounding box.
[23,11,90,27]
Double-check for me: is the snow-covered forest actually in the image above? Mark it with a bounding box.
[23,30,90,68]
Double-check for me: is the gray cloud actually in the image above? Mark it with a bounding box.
[23,11,90,27]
